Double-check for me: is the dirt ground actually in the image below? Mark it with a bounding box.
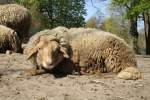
[0,53,149,100]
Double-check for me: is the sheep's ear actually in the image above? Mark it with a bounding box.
[50,38,69,58]
[26,48,38,60]
[26,41,45,60]
[60,46,70,58]
[50,38,60,43]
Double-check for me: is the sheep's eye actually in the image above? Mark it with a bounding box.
[38,48,41,50]
[52,48,59,56]
[53,47,59,52]
[38,47,42,51]
[55,48,60,53]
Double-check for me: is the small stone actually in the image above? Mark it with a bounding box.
[60,83,63,86]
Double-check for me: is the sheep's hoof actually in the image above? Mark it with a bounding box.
[25,69,37,76]
[117,67,141,80]
[25,69,47,76]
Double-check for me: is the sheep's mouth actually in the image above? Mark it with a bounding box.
[42,65,56,71]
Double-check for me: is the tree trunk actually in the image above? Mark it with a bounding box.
[129,17,139,54]
[143,11,150,55]
[48,0,53,29]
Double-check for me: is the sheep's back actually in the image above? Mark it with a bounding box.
[0,25,21,53]
[70,29,137,73]
[0,4,31,40]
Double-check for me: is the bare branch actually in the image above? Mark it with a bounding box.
[124,4,130,10]
[90,0,99,10]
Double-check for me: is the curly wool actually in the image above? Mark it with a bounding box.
[69,28,140,79]
[0,4,31,41]
[0,25,21,53]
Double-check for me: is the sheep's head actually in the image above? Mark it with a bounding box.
[27,37,69,70]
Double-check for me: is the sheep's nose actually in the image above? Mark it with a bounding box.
[43,62,48,67]
[47,59,52,63]
[43,62,53,67]
[47,62,53,66]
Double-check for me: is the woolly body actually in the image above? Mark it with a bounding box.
[0,25,21,53]
[70,28,141,79]
[0,4,31,41]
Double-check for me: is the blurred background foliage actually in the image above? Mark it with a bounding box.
[85,0,150,55]
[12,0,86,33]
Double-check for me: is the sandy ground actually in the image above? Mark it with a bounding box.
[0,53,150,100]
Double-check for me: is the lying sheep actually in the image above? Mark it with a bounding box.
[24,28,72,75]
[26,27,141,80]
[0,4,31,42]
[0,25,21,53]
[69,28,141,80]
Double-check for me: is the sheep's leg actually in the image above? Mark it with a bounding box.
[79,67,88,75]
[117,67,141,80]
[105,55,141,80]
[98,58,107,73]
[26,66,47,76]
[104,54,123,73]
[26,68,47,76]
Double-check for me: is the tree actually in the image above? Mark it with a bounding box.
[85,17,97,28]
[101,17,131,44]
[111,0,150,54]
[111,0,140,53]
[127,0,150,54]
[143,10,150,54]
[138,28,146,54]
[13,0,86,29]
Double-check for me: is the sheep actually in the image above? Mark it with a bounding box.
[25,27,141,80]
[24,28,72,75]
[69,28,141,80]
[0,4,31,42]
[0,25,21,53]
